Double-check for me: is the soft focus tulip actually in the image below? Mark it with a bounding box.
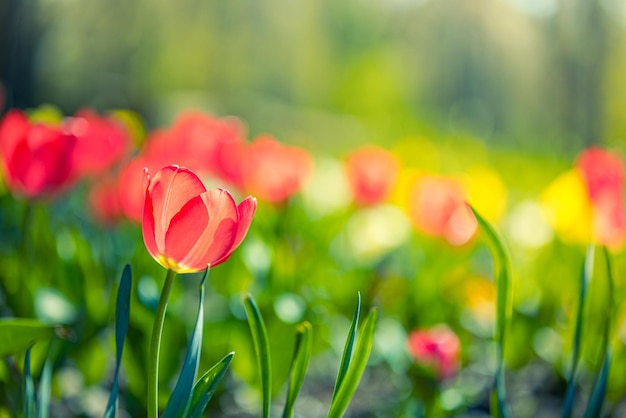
[407,325,460,379]
[407,175,477,246]
[67,109,131,178]
[241,135,313,203]
[576,147,626,246]
[0,109,77,198]
[142,111,247,184]
[88,176,124,225]
[143,165,256,273]
[345,146,400,206]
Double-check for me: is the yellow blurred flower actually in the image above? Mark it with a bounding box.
[540,169,592,244]
[462,165,507,223]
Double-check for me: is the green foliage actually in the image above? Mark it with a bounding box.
[0,320,58,357]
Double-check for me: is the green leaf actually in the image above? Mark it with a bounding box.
[581,247,614,418]
[470,206,512,418]
[331,293,361,403]
[327,308,377,418]
[562,245,594,418]
[187,352,235,418]
[104,264,132,418]
[23,347,35,418]
[36,341,57,418]
[583,350,611,418]
[0,319,58,357]
[163,270,208,418]
[282,321,313,418]
[244,295,272,418]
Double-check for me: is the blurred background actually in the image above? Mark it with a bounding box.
[3,0,626,155]
[2,1,626,417]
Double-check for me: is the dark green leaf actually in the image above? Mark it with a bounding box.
[23,347,35,418]
[282,321,313,418]
[187,352,235,418]
[583,350,611,418]
[562,245,594,418]
[104,264,132,418]
[244,295,272,418]
[163,270,208,418]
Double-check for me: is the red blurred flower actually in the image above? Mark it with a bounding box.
[407,325,460,379]
[241,135,313,203]
[407,175,476,246]
[88,175,124,225]
[142,111,247,184]
[118,155,167,223]
[0,109,77,198]
[66,109,131,178]
[345,146,400,206]
[142,165,256,273]
[576,147,626,246]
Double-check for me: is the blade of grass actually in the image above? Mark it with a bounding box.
[187,352,235,418]
[331,293,361,403]
[162,270,209,418]
[244,295,272,418]
[327,308,377,418]
[562,245,594,418]
[23,347,35,418]
[282,321,313,418]
[104,264,132,418]
[470,205,512,418]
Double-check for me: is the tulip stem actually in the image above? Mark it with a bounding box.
[148,269,177,418]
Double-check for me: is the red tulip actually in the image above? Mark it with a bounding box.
[0,109,76,198]
[345,146,400,206]
[241,135,313,203]
[142,165,256,273]
[576,147,626,246]
[408,325,460,379]
[88,175,124,225]
[407,175,476,246]
[142,111,247,184]
[66,109,131,178]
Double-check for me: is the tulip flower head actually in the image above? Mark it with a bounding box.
[67,109,131,178]
[576,147,626,246]
[241,135,313,203]
[407,175,477,246]
[345,146,400,206]
[407,325,460,380]
[143,165,256,273]
[0,109,77,198]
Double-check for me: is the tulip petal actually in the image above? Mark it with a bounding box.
[234,197,257,249]
[0,110,29,162]
[166,189,238,271]
[148,166,207,252]
[142,189,160,265]
[212,196,257,266]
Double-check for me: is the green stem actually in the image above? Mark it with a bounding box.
[148,269,177,418]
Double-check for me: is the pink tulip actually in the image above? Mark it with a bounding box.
[408,325,460,379]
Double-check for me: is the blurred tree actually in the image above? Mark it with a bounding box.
[0,0,39,111]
